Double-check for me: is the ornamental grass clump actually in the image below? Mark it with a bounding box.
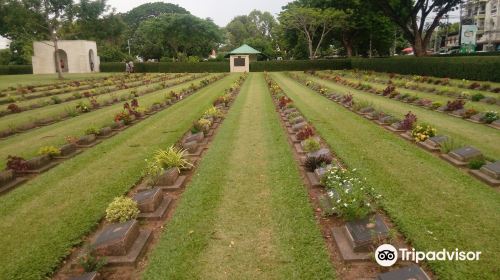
[192,118,212,134]
[411,124,436,142]
[105,196,140,223]
[144,146,193,183]
[323,167,378,221]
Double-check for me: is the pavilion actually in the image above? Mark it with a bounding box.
[226,44,261,73]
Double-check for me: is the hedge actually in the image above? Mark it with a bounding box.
[100,62,229,73]
[4,56,500,82]
[249,59,351,72]
[351,56,500,82]
[0,65,32,75]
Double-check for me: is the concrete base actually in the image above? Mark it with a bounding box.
[105,229,152,266]
[97,131,118,139]
[158,175,187,191]
[137,196,173,221]
[53,149,83,160]
[306,172,321,187]
[469,170,500,187]
[76,140,102,148]
[440,154,468,167]
[417,141,441,152]
[19,161,59,174]
[332,227,371,262]
[0,177,28,195]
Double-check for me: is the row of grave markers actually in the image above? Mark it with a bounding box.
[310,72,500,131]
[266,74,432,280]
[290,72,500,187]
[0,74,227,196]
[62,75,246,280]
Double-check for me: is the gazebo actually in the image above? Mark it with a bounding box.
[226,44,261,73]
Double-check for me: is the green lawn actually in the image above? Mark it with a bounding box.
[0,73,116,90]
[328,73,500,112]
[271,72,500,280]
[297,72,500,159]
[0,74,200,131]
[0,74,240,280]
[0,73,176,111]
[143,73,335,280]
[0,74,214,169]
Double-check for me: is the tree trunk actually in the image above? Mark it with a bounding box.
[307,39,314,60]
[52,34,63,79]
[412,33,426,57]
[342,34,353,57]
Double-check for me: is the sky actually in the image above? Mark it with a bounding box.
[107,0,291,26]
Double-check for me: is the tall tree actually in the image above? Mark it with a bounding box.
[134,14,222,60]
[279,7,346,59]
[225,10,279,58]
[368,0,462,56]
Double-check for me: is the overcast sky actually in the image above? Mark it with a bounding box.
[107,0,290,26]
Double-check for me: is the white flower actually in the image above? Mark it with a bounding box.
[343,203,348,207]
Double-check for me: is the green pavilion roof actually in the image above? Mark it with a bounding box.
[228,44,261,55]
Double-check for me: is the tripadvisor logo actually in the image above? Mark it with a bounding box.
[375,244,482,267]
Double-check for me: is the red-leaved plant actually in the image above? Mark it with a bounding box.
[296,126,315,141]
[445,99,466,111]
[6,155,29,172]
[7,103,22,113]
[398,111,417,130]
[279,96,292,109]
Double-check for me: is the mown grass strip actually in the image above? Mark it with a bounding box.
[0,74,240,280]
[142,73,335,280]
[0,74,199,131]
[298,72,500,159]
[331,73,500,112]
[0,75,215,169]
[272,72,500,280]
[0,73,116,90]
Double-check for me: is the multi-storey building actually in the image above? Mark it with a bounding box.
[462,0,500,51]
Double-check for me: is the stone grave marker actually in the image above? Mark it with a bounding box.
[489,119,500,129]
[377,265,430,280]
[469,113,485,123]
[69,272,100,280]
[481,161,500,179]
[306,148,332,161]
[344,215,389,252]
[183,141,199,154]
[99,127,113,137]
[156,168,179,186]
[133,188,162,213]
[185,132,204,143]
[93,220,139,256]
[292,122,308,132]
[449,146,482,162]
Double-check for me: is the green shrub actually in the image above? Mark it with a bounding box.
[38,146,61,158]
[303,138,321,153]
[84,126,99,135]
[471,93,485,102]
[468,158,486,170]
[105,196,140,223]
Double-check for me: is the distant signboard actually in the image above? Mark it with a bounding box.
[460,25,477,53]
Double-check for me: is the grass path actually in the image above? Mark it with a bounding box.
[142,73,334,280]
[0,75,213,169]
[272,72,500,280]
[0,74,239,280]
[299,72,500,159]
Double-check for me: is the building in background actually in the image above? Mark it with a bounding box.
[462,0,500,51]
[32,40,100,74]
[225,44,261,73]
